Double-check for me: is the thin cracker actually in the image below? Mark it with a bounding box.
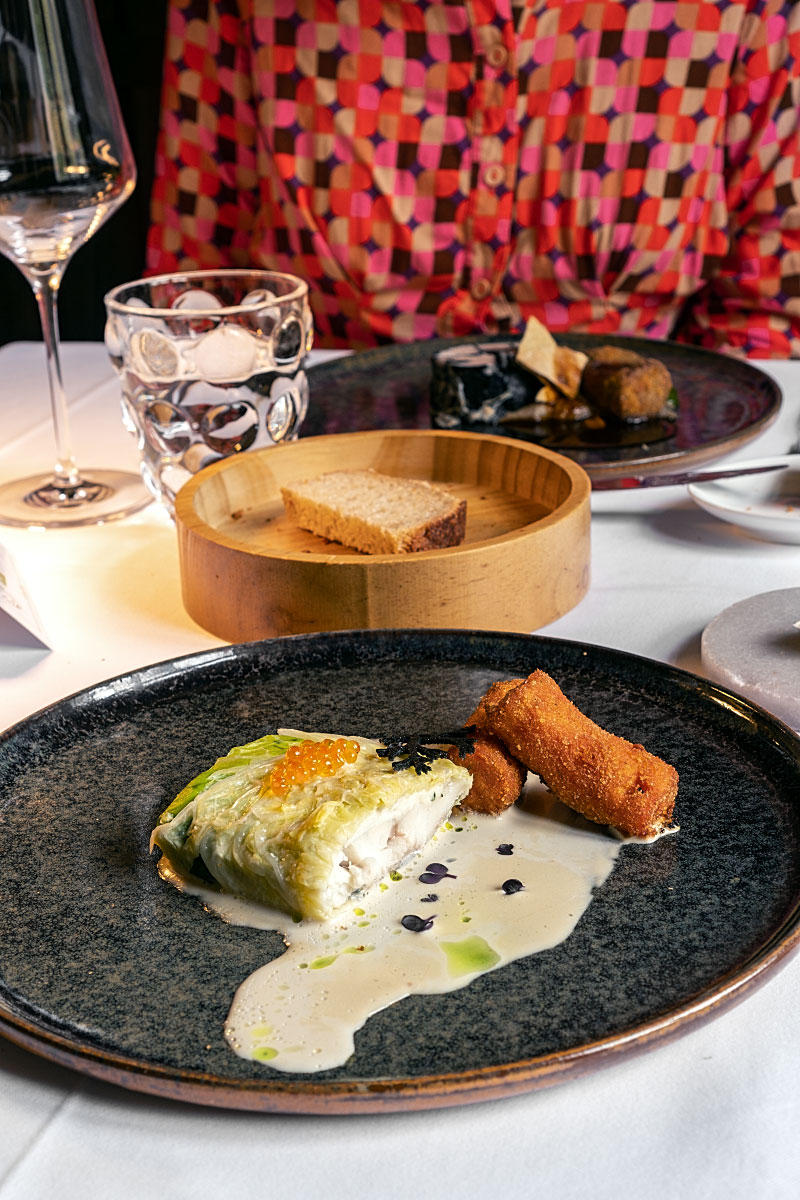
[515,317,588,399]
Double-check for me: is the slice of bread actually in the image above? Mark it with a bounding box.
[281,469,467,554]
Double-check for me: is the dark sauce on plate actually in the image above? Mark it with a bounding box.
[500,415,678,451]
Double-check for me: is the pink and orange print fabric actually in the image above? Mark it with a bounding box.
[147,0,800,357]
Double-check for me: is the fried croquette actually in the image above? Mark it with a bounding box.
[449,732,527,814]
[469,680,525,729]
[483,670,678,838]
[581,346,673,421]
[448,683,528,815]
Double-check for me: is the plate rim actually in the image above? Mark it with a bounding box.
[2,935,797,1114]
[3,628,800,1114]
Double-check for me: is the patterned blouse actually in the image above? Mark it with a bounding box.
[147,0,800,356]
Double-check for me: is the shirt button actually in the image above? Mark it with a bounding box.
[486,43,509,70]
[483,162,506,188]
[471,278,492,301]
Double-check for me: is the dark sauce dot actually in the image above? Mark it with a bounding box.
[419,862,456,884]
[401,914,435,932]
[496,844,514,856]
[501,878,524,895]
[420,893,438,903]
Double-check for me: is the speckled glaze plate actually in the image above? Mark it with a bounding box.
[306,335,782,482]
[2,630,800,1114]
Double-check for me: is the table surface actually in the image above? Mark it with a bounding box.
[1,340,799,1199]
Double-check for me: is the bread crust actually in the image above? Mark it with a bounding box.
[281,470,467,554]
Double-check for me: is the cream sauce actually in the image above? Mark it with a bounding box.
[162,776,632,1073]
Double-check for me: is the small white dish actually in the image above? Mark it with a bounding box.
[688,454,800,543]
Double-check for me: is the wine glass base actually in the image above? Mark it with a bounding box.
[0,470,152,528]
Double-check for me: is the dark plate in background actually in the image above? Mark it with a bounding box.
[1,630,800,1113]
[306,335,781,481]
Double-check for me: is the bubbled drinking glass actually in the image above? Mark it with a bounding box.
[104,269,314,512]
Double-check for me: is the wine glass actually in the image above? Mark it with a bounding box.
[0,0,151,527]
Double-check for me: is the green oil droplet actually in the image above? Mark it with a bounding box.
[390,871,403,881]
[440,935,500,978]
[357,920,370,927]
[379,883,388,891]
[253,1045,278,1061]
[343,944,374,955]
[309,954,338,969]
[251,1024,272,1037]
[461,916,471,923]
[353,907,365,916]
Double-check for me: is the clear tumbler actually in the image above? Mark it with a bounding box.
[105,269,313,512]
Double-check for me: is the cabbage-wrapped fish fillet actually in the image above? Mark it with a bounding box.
[151,730,471,920]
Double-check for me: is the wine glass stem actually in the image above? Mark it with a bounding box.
[32,272,81,490]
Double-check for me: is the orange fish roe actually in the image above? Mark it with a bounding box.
[265,738,360,797]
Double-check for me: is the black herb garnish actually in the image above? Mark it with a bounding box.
[401,914,435,932]
[496,843,514,856]
[419,862,457,884]
[377,728,477,774]
[501,878,524,895]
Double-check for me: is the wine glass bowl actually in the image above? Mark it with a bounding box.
[0,0,150,527]
[104,270,314,513]
[0,144,132,276]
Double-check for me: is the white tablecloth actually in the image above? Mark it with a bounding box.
[1,341,799,1199]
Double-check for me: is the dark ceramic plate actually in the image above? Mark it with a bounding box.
[306,335,782,482]
[2,630,800,1114]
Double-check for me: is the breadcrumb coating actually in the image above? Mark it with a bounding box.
[483,670,678,838]
[449,682,527,815]
[449,732,527,815]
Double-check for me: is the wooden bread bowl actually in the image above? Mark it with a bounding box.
[174,429,590,642]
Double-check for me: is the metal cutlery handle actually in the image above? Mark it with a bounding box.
[591,463,789,490]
